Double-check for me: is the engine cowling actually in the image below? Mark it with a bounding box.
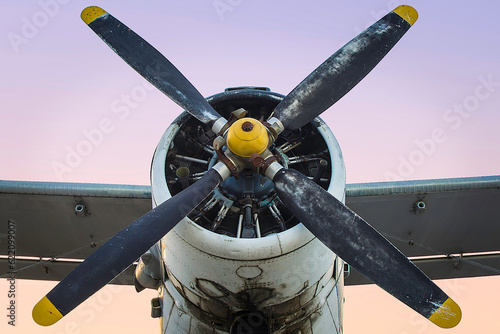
[145,87,347,332]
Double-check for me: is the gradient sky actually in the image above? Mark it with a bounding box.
[1,0,500,333]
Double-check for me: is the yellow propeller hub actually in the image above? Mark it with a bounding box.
[226,118,269,157]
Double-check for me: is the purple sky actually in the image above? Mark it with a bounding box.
[1,1,500,333]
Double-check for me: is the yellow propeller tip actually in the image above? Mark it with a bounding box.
[81,6,108,25]
[32,296,63,326]
[392,5,418,26]
[428,297,462,329]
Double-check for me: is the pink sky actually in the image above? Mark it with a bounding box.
[1,1,499,333]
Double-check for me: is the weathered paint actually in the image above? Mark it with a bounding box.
[272,168,459,326]
[272,9,415,131]
[150,89,346,333]
[83,8,222,125]
[33,167,223,325]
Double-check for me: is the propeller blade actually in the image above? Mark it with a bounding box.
[32,165,227,326]
[271,167,461,328]
[81,6,224,126]
[272,5,418,130]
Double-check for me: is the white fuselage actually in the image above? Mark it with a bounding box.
[150,109,346,333]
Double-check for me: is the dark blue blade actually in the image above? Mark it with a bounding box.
[272,168,461,328]
[273,7,416,130]
[33,168,222,324]
[84,7,222,125]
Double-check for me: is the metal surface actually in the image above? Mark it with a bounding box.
[36,169,223,322]
[83,7,222,125]
[151,88,345,239]
[345,175,500,257]
[13,3,496,331]
[0,180,150,197]
[146,87,348,332]
[0,182,151,260]
[272,10,414,130]
[3,175,499,284]
[0,258,134,284]
[272,168,456,323]
[346,253,500,285]
[161,217,342,333]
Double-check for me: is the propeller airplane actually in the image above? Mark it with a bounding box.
[2,3,500,334]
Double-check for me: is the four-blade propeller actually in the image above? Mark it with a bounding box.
[33,5,461,330]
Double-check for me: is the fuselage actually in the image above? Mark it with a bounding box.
[147,88,347,333]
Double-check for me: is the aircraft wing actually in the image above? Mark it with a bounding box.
[1,176,499,285]
[345,175,500,285]
[0,181,151,284]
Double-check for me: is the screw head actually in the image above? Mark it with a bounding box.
[241,121,254,132]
